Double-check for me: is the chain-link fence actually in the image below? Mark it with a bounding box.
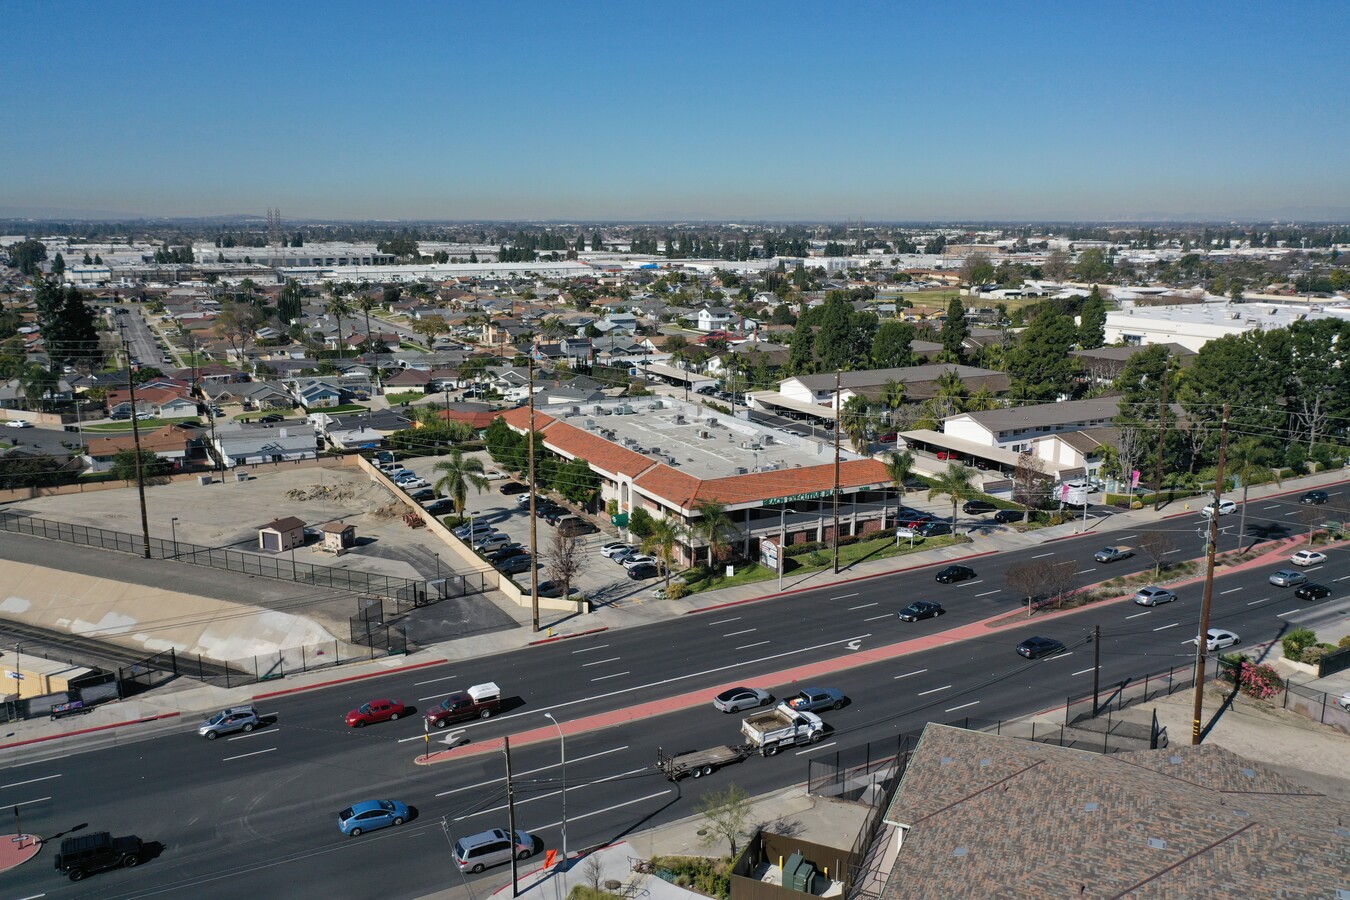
[1065,657,1218,727]
[1283,679,1350,734]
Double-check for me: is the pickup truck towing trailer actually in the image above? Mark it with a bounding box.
[741,704,825,756]
[656,744,751,780]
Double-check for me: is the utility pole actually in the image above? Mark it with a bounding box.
[528,357,540,632]
[504,736,519,897]
[1152,363,1170,511]
[1091,624,1101,716]
[1190,404,1229,745]
[121,327,152,559]
[832,368,842,575]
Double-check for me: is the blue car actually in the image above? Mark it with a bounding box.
[338,799,411,836]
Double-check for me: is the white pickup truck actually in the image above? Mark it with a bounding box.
[741,704,825,756]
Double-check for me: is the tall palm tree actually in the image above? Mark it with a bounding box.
[641,517,687,590]
[841,395,872,454]
[965,386,999,412]
[1227,437,1279,552]
[326,287,353,355]
[886,450,916,517]
[431,449,490,518]
[928,461,976,529]
[694,500,735,569]
[932,369,968,419]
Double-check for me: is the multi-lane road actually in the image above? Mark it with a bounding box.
[2,486,1346,898]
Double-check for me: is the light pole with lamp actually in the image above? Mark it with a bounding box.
[776,504,794,592]
[171,516,179,559]
[543,712,567,866]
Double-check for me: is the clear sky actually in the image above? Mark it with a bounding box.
[4,1,1348,222]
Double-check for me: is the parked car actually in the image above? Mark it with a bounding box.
[499,481,529,495]
[934,564,976,584]
[898,600,944,622]
[345,698,408,727]
[453,827,536,873]
[536,502,563,519]
[497,553,534,575]
[900,512,936,529]
[395,475,429,489]
[936,451,960,461]
[785,687,847,712]
[197,704,261,739]
[712,686,773,713]
[485,543,524,563]
[913,521,953,538]
[1295,582,1331,601]
[1193,628,1240,651]
[473,534,511,554]
[1133,586,1177,606]
[1094,546,1134,563]
[258,413,286,424]
[627,562,660,579]
[601,541,634,559]
[1016,636,1067,659]
[1201,499,1237,517]
[621,554,657,571]
[408,488,436,502]
[338,799,410,836]
[453,522,496,540]
[544,507,571,525]
[993,508,1025,524]
[962,500,996,515]
[1300,490,1329,505]
[1290,549,1327,567]
[537,580,581,598]
[424,499,457,516]
[5,419,32,428]
[1269,569,1308,587]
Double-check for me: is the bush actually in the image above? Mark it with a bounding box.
[665,581,688,600]
[784,540,825,558]
[1282,627,1317,659]
[1235,661,1284,700]
[1301,646,1330,665]
[1339,635,1350,650]
[807,550,828,566]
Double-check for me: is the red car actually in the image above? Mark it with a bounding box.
[345,698,408,727]
[936,451,960,461]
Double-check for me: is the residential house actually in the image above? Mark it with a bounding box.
[289,379,347,410]
[942,397,1121,454]
[695,306,734,332]
[383,368,431,392]
[105,385,198,419]
[0,377,74,410]
[212,423,319,468]
[202,381,293,411]
[1069,343,1196,386]
[318,409,412,450]
[436,402,499,431]
[82,424,205,472]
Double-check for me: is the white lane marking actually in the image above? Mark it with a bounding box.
[1337,575,1350,582]
[413,674,458,686]
[570,644,611,654]
[864,613,893,622]
[831,593,860,601]
[975,589,1000,597]
[1283,510,1300,517]
[457,785,670,822]
[436,747,628,797]
[222,748,276,762]
[397,733,430,744]
[0,774,61,790]
[1153,622,1180,632]
[1247,597,1270,605]
[963,580,984,587]
[528,790,674,830]
[1031,552,1055,559]
[1076,568,1097,576]
[849,602,878,611]
[736,641,771,650]
[418,692,452,702]
[1052,652,1074,659]
[706,617,741,626]
[894,669,928,680]
[917,685,952,696]
[1072,666,1096,676]
[17,892,47,900]
[591,671,630,682]
[226,729,277,741]
[795,741,837,755]
[1276,609,1302,618]
[1220,588,1243,595]
[5,796,51,808]
[1125,611,1151,619]
[945,701,980,713]
[724,629,757,638]
[1164,549,1182,555]
[581,657,622,667]
[1120,534,1139,540]
[1262,504,1279,510]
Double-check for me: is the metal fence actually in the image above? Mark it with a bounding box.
[1317,644,1350,678]
[807,733,916,802]
[0,509,436,602]
[1065,657,1219,727]
[1283,679,1350,734]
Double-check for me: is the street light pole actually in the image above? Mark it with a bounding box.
[171,516,179,560]
[543,712,567,866]
[777,505,788,592]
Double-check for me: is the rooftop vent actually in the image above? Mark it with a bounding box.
[735,467,748,475]
[674,414,685,425]
[698,430,711,439]
[1148,838,1167,850]
[570,405,581,416]
[1083,802,1099,812]
[584,418,596,429]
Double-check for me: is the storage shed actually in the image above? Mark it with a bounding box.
[258,516,306,552]
[320,521,356,554]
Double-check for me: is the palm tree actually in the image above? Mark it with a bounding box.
[928,461,976,529]
[841,395,872,454]
[965,386,999,412]
[1227,437,1279,552]
[431,449,490,518]
[694,500,735,569]
[641,517,687,590]
[326,287,353,355]
[932,369,968,419]
[885,450,916,517]
[18,362,57,412]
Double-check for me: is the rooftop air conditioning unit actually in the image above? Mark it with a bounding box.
[650,400,663,409]
[705,417,718,427]
[762,435,774,445]
[570,405,581,416]
[593,405,605,415]
[736,467,749,475]
[584,418,596,429]
[698,430,711,439]
[674,414,685,424]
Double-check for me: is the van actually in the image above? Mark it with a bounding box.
[452,828,535,873]
[557,515,597,537]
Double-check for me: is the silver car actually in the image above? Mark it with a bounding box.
[1133,586,1177,606]
[197,705,261,740]
[1269,569,1307,588]
[712,686,773,713]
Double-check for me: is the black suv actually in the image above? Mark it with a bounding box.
[992,508,1025,524]
[962,500,997,515]
[53,831,143,881]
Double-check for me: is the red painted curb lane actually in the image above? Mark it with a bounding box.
[687,549,1002,615]
[253,658,446,700]
[527,626,609,646]
[0,711,181,751]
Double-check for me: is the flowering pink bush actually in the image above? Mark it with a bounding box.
[1236,662,1284,700]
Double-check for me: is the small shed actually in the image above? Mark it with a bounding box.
[320,521,356,553]
[258,516,306,552]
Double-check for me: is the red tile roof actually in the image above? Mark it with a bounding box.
[539,420,657,478]
[436,408,498,429]
[635,458,892,510]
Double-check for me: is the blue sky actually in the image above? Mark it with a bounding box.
[4,1,1348,221]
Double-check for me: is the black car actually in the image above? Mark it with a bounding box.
[695,385,716,395]
[627,562,660,579]
[963,500,997,515]
[1294,582,1332,601]
[485,543,524,563]
[409,488,436,502]
[913,521,953,538]
[535,503,562,518]
[537,580,579,598]
[993,508,1025,524]
[497,553,533,575]
[898,600,944,622]
[258,413,286,424]
[545,508,570,525]
[1016,636,1067,659]
[499,481,529,495]
[1300,490,1329,505]
[934,564,976,584]
[424,499,457,516]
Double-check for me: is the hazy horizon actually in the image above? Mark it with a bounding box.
[5,1,1348,222]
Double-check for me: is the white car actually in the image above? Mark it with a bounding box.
[600,542,634,559]
[5,420,32,428]
[1290,549,1327,567]
[621,554,657,571]
[1193,628,1240,651]
[1201,499,1237,518]
[397,477,430,489]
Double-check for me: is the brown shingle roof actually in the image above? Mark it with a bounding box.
[258,516,305,533]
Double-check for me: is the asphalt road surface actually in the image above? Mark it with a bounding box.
[2,489,1346,898]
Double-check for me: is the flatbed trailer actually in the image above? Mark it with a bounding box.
[655,744,752,781]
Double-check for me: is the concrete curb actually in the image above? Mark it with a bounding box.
[527,626,609,646]
[0,711,181,751]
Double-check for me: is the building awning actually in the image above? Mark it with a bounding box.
[639,362,711,384]
[747,390,839,421]
[899,429,1084,478]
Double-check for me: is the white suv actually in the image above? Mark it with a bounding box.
[1201,499,1237,517]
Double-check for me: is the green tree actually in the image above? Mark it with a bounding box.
[939,297,969,362]
[1078,286,1107,349]
[7,240,46,275]
[841,395,872,454]
[928,461,976,527]
[51,252,66,277]
[871,320,915,368]
[1227,437,1279,551]
[885,449,915,511]
[326,286,353,351]
[641,516,687,588]
[1074,247,1112,282]
[787,318,816,372]
[960,252,995,288]
[42,284,102,370]
[693,500,735,568]
[111,449,171,482]
[698,783,754,858]
[431,449,490,517]
[1005,307,1079,401]
[18,362,57,411]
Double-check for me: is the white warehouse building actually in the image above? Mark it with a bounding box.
[1104,300,1350,352]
